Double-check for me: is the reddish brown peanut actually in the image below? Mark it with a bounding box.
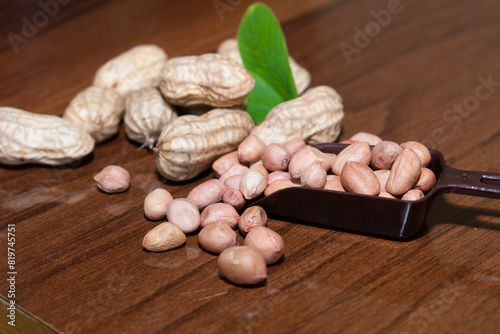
[187,179,228,210]
[402,189,425,201]
[401,141,431,167]
[341,161,380,196]
[223,188,246,210]
[239,206,267,235]
[264,179,299,196]
[212,151,239,178]
[239,169,267,200]
[244,226,284,264]
[332,142,372,175]
[200,203,240,229]
[142,222,186,252]
[415,167,437,192]
[198,222,237,253]
[374,169,391,193]
[166,198,201,233]
[301,161,327,188]
[323,175,345,192]
[267,171,291,184]
[349,132,382,146]
[218,246,267,285]
[385,149,422,196]
[284,138,306,157]
[144,188,173,220]
[94,165,130,193]
[238,134,266,164]
[288,146,331,179]
[224,174,245,190]
[219,164,249,184]
[371,141,403,170]
[379,191,397,199]
[261,143,291,171]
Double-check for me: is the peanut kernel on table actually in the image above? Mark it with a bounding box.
[94,165,130,194]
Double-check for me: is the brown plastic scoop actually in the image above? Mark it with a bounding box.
[251,143,500,239]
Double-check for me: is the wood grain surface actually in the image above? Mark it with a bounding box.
[1,0,499,333]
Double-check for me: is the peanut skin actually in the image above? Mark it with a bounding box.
[200,203,240,229]
[218,246,267,285]
[187,179,228,210]
[340,161,380,196]
[238,206,267,235]
[142,222,186,252]
[198,222,237,254]
[144,188,173,220]
[264,179,299,196]
[331,142,371,175]
[261,143,291,171]
[223,188,246,210]
[212,151,239,178]
[244,226,284,264]
[238,134,266,164]
[94,165,130,194]
[166,198,201,233]
[385,149,422,196]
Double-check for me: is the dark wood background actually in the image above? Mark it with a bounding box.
[1,0,499,333]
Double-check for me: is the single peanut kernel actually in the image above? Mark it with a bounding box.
[340,161,380,196]
[261,143,291,171]
[142,222,186,252]
[371,141,403,170]
[415,167,437,192]
[144,188,173,220]
[401,189,425,201]
[331,142,372,175]
[200,203,240,229]
[166,198,201,233]
[349,132,383,146]
[264,179,299,196]
[301,161,327,188]
[401,141,431,167]
[222,188,246,210]
[238,206,267,235]
[94,165,130,193]
[198,222,237,254]
[187,179,228,210]
[267,171,291,184]
[218,246,267,285]
[323,175,345,192]
[239,169,267,200]
[219,164,249,184]
[224,174,244,190]
[244,226,284,264]
[238,134,266,164]
[284,137,306,157]
[212,151,239,178]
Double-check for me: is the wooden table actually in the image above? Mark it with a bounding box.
[1,0,499,333]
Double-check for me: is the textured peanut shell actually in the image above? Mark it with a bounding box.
[217,38,311,94]
[0,107,94,165]
[93,44,167,96]
[251,86,344,145]
[63,86,124,143]
[155,109,254,181]
[125,88,177,149]
[159,53,255,107]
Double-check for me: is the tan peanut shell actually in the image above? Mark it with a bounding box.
[0,107,94,165]
[93,44,167,96]
[63,86,124,143]
[124,88,177,149]
[217,38,311,94]
[251,86,344,145]
[159,53,255,107]
[155,109,254,181]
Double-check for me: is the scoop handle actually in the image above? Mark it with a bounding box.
[437,164,500,199]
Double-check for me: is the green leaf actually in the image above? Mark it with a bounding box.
[237,3,297,123]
